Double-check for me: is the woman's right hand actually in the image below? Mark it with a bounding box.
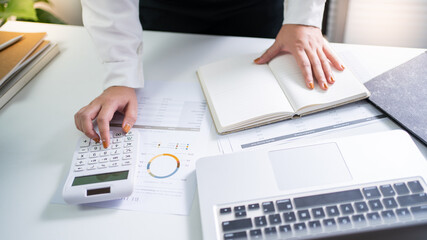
[74,86,138,149]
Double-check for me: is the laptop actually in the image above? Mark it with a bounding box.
[196,130,427,240]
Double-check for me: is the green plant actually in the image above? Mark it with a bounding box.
[0,0,65,26]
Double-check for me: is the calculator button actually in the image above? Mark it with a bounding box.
[124,148,133,154]
[98,163,108,169]
[75,160,85,166]
[111,156,120,162]
[113,132,124,138]
[126,130,134,136]
[90,146,101,152]
[88,159,98,165]
[112,138,122,143]
[87,165,97,170]
[111,149,121,155]
[112,143,121,149]
[110,162,119,167]
[89,152,99,158]
[91,140,102,146]
[77,153,88,160]
[123,154,132,160]
[80,138,90,147]
[74,167,84,172]
[78,147,89,153]
[100,151,109,157]
[124,142,134,148]
[125,136,134,142]
[99,157,109,163]
[122,160,132,166]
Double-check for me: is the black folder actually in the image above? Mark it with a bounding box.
[365,51,427,146]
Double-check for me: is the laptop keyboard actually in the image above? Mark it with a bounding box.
[217,177,427,240]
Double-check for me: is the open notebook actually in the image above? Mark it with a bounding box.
[197,54,370,134]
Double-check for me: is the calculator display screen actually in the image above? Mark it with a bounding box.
[72,171,129,186]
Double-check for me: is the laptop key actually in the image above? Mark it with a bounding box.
[293,223,307,234]
[254,216,267,227]
[312,207,326,218]
[337,216,352,228]
[352,214,367,226]
[235,211,247,218]
[354,201,369,213]
[220,207,232,214]
[380,184,396,197]
[248,203,260,210]
[326,206,340,217]
[397,193,427,207]
[368,199,383,211]
[276,199,293,211]
[264,227,277,238]
[308,220,322,232]
[323,218,337,229]
[340,203,355,215]
[224,231,247,240]
[297,210,311,221]
[268,214,282,225]
[283,212,297,223]
[381,210,397,222]
[408,180,424,193]
[234,205,246,212]
[294,189,363,209]
[367,212,382,224]
[222,218,253,232]
[249,229,262,239]
[394,182,410,195]
[410,205,427,218]
[383,197,398,209]
[396,208,412,220]
[363,186,381,199]
[262,201,275,213]
[279,225,292,236]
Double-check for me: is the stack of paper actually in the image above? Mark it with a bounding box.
[0,31,59,109]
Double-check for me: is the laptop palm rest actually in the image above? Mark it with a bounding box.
[269,142,353,191]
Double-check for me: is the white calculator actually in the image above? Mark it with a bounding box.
[63,127,139,204]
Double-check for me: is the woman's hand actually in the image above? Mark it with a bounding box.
[74,86,138,148]
[255,24,345,90]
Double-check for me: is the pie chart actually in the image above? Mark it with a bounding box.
[147,153,180,178]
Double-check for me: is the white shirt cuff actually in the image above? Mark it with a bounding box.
[283,0,326,29]
[103,59,144,90]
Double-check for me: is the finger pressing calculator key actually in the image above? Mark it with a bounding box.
[63,127,140,204]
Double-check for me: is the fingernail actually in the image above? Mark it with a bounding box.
[330,76,335,83]
[123,123,131,133]
[93,137,100,143]
[102,139,109,149]
[341,64,345,70]
[323,83,328,90]
[309,83,314,89]
[254,57,261,64]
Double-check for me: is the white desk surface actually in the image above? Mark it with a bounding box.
[0,21,426,240]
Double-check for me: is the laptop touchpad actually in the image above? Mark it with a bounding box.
[269,143,352,191]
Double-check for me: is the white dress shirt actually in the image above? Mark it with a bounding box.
[81,0,326,90]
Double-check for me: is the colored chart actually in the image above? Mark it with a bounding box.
[147,153,180,179]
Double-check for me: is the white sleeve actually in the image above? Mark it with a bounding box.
[283,0,326,29]
[81,0,144,90]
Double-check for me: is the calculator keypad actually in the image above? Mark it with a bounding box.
[73,129,138,173]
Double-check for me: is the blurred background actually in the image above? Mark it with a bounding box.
[7,0,427,48]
